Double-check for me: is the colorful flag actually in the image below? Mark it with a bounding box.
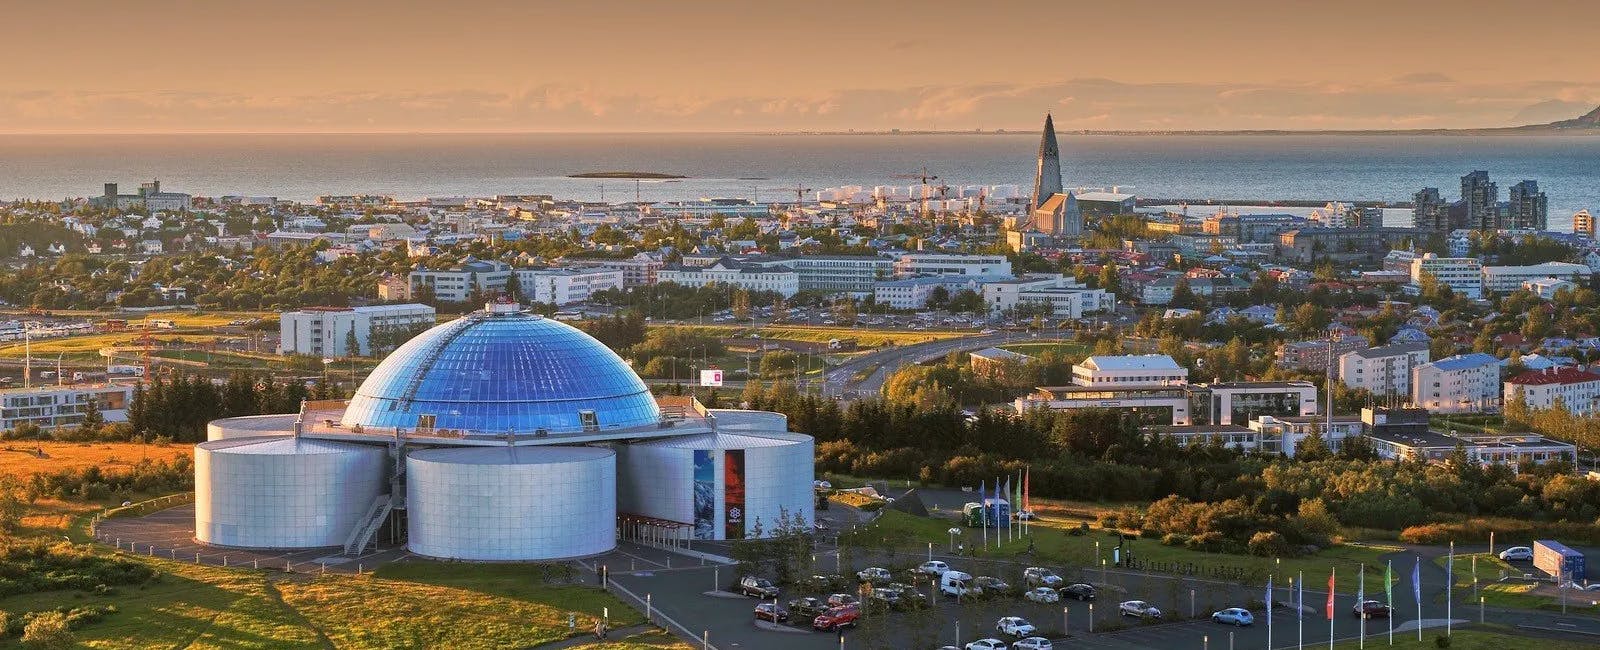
[1326,569,1336,620]
[1411,556,1422,602]
[979,480,986,527]
[1013,470,1022,511]
[1385,561,1393,605]
[1296,572,1304,620]
[1266,576,1274,614]
[1023,466,1030,512]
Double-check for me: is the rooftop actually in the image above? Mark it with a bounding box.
[1347,342,1429,359]
[1079,354,1183,372]
[1505,366,1600,386]
[1424,353,1499,372]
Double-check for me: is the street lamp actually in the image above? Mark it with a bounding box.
[947,527,960,552]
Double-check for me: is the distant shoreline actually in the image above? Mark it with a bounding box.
[568,171,687,179]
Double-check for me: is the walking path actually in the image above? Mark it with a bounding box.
[529,624,655,649]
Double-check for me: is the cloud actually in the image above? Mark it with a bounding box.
[1393,72,1456,84]
[0,78,1597,132]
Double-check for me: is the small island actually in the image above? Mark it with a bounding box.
[568,171,688,179]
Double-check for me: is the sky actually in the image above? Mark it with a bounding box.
[4,0,1597,133]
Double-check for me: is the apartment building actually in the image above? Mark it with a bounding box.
[892,253,1012,279]
[279,304,437,357]
[1410,254,1482,299]
[1504,367,1600,415]
[0,383,135,430]
[982,275,1113,318]
[1338,342,1430,397]
[1480,262,1591,295]
[657,258,799,297]
[517,268,624,306]
[1277,334,1370,371]
[748,255,892,293]
[1410,353,1500,413]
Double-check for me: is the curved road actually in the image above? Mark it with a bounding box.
[825,330,1073,397]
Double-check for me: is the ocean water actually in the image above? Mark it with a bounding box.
[0,133,1595,231]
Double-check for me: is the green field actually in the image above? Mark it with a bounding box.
[1436,553,1594,611]
[0,555,640,649]
[1331,625,1600,650]
[859,510,1399,590]
[996,341,1090,358]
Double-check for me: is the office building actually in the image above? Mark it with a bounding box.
[892,253,1012,279]
[1410,254,1482,299]
[658,258,799,297]
[1410,353,1500,413]
[279,304,437,357]
[0,383,135,431]
[981,276,1113,318]
[1412,188,1455,231]
[1071,355,1188,387]
[1480,262,1591,295]
[516,268,624,306]
[748,255,892,294]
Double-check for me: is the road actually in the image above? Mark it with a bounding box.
[826,331,1067,397]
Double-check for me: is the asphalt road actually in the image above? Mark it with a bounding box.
[826,331,1068,397]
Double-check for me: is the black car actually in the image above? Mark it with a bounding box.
[1352,600,1392,618]
[739,576,780,599]
[1059,583,1097,601]
[788,597,828,620]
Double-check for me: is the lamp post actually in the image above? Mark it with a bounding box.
[1088,603,1094,633]
[1062,606,1069,636]
[948,527,960,552]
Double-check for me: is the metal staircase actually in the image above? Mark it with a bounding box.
[343,494,393,556]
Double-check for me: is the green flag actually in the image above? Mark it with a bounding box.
[1385,561,1393,604]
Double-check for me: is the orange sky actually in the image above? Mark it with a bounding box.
[4,0,1596,133]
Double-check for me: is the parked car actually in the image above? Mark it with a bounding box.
[917,560,952,576]
[826,593,859,608]
[787,597,828,620]
[940,571,981,598]
[996,616,1037,637]
[964,639,1007,650]
[1212,608,1254,626]
[1023,567,1063,588]
[1120,600,1162,619]
[1060,583,1097,601]
[754,602,789,623]
[857,567,892,583]
[739,576,779,598]
[886,582,928,608]
[974,576,1012,596]
[1352,600,1392,618]
[867,587,903,611]
[1499,546,1534,561]
[1011,638,1053,650]
[812,605,859,631]
[1024,587,1060,604]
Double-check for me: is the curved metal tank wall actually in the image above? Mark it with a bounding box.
[206,414,298,441]
[617,429,813,540]
[706,409,787,433]
[195,436,386,549]
[406,446,615,561]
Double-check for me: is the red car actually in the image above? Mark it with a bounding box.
[1352,600,1392,618]
[812,605,860,631]
[754,602,789,623]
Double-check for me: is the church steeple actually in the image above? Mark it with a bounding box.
[1029,113,1063,211]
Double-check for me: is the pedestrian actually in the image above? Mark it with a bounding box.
[594,618,604,640]
[958,543,964,556]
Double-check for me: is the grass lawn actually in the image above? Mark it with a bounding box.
[562,631,693,649]
[996,341,1090,359]
[860,510,1399,590]
[1331,625,1600,649]
[1437,553,1597,611]
[0,441,191,479]
[0,332,230,359]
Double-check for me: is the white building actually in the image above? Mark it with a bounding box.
[892,253,1012,279]
[748,255,892,294]
[516,268,623,306]
[1504,367,1600,415]
[981,275,1114,319]
[657,258,799,297]
[0,383,135,431]
[1523,277,1578,300]
[871,276,987,310]
[1410,254,1482,299]
[1338,342,1430,397]
[1410,353,1500,413]
[1071,355,1188,388]
[1481,262,1591,295]
[279,304,437,357]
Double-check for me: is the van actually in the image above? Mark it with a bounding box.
[940,570,979,598]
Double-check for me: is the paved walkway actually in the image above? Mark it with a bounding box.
[530,624,655,649]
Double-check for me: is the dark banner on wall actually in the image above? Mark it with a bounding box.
[693,450,715,540]
[724,449,746,539]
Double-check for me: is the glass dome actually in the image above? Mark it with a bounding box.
[341,305,659,433]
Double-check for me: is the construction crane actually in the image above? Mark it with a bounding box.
[891,167,946,220]
[761,184,811,223]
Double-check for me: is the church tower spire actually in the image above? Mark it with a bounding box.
[1029,113,1063,210]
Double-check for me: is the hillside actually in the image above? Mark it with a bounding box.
[1546,104,1600,129]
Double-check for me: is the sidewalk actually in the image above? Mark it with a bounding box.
[530,624,655,649]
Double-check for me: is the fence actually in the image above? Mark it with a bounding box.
[90,492,195,536]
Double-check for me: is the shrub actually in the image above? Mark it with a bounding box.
[20,611,72,649]
[1068,522,1089,536]
[0,540,155,598]
[1434,634,1451,648]
[1184,531,1226,552]
[1160,533,1190,547]
[1247,531,1290,557]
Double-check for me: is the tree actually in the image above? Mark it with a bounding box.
[833,299,858,326]
[731,289,751,321]
[74,399,105,439]
[502,271,523,302]
[1097,264,1121,296]
[344,325,361,358]
[925,286,951,309]
[1295,431,1331,461]
[1523,305,1551,340]
[1169,278,1197,308]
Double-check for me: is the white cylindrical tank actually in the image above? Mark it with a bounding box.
[195,436,386,549]
[616,429,813,541]
[206,414,298,441]
[406,446,615,561]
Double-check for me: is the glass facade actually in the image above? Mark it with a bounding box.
[342,309,660,433]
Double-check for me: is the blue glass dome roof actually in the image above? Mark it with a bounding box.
[341,306,659,433]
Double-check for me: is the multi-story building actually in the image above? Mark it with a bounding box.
[1480,262,1591,295]
[279,304,437,357]
[0,383,135,430]
[871,276,989,310]
[1506,180,1548,231]
[1412,187,1455,231]
[1462,171,1498,229]
[1248,414,1365,457]
[409,259,512,302]
[1338,342,1430,397]
[1575,210,1595,239]
[1277,334,1370,371]
[1366,429,1575,466]
[981,276,1113,319]
[562,253,663,287]
[1140,276,1250,305]
[1071,355,1188,387]
[1504,367,1600,415]
[376,275,410,301]
[748,255,892,294]
[1201,381,1318,426]
[1018,379,1315,429]
[657,258,799,297]
[1275,228,1422,265]
[1410,353,1500,413]
[1524,277,1577,300]
[517,268,624,306]
[892,253,1012,279]
[1410,254,1482,299]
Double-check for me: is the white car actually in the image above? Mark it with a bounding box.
[1120,600,1162,619]
[1498,546,1533,561]
[917,560,951,576]
[1012,639,1053,650]
[1024,587,1060,604]
[856,567,892,583]
[964,639,1007,650]
[996,617,1036,637]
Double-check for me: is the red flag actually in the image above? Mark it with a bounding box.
[1023,467,1030,512]
[1325,570,1336,620]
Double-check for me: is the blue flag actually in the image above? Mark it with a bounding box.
[1266,576,1273,614]
[1412,556,1422,602]
[1296,573,1304,620]
[979,480,987,527]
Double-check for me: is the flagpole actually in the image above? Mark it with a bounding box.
[1386,560,1393,646]
[1297,572,1304,650]
[1359,564,1366,649]
[1267,575,1274,650]
[980,480,987,551]
[1446,542,1454,638]
[1415,557,1422,642]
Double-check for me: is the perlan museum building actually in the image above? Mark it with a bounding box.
[196,301,814,561]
